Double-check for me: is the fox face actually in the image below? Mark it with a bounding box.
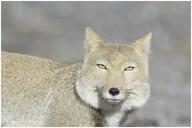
[76,27,151,111]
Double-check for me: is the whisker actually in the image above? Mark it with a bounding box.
[123,89,137,96]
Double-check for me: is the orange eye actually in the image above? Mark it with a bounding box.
[97,64,107,70]
[124,66,135,71]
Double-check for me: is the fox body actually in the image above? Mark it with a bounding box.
[2,27,152,126]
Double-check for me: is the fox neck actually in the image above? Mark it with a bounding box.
[102,109,125,126]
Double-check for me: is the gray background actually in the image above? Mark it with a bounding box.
[2,1,191,126]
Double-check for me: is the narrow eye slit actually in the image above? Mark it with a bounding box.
[97,64,107,70]
[124,66,135,71]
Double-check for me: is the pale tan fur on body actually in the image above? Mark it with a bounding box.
[2,52,100,126]
[2,27,152,126]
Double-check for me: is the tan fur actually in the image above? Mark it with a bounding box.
[1,27,152,126]
[1,52,100,126]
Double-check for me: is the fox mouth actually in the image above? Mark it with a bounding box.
[104,98,123,104]
[96,87,125,104]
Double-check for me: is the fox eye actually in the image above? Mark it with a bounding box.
[97,64,107,70]
[124,66,135,71]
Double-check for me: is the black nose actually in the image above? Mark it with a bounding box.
[109,88,120,96]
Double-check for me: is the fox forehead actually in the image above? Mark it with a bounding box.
[88,42,142,67]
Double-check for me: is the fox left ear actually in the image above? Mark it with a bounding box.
[132,32,152,54]
[84,27,104,52]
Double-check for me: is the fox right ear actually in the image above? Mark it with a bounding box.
[132,32,152,55]
[84,27,104,52]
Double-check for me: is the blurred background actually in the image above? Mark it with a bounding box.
[1,1,191,126]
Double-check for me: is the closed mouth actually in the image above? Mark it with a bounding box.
[104,98,123,104]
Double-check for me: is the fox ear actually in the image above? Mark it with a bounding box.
[84,27,103,52]
[132,32,152,54]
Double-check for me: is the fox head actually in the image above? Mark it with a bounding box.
[76,27,151,111]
